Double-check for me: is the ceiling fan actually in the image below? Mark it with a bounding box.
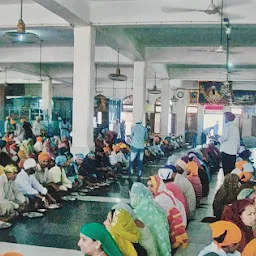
[3,0,39,44]
[161,0,245,19]
[148,73,161,94]
[189,1,240,55]
[108,50,127,82]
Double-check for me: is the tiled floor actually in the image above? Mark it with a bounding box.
[0,154,225,256]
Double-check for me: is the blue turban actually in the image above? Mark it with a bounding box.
[55,155,67,166]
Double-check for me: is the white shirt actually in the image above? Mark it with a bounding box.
[109,151,118,166]
[219,121,240,155]
[15,170,48,195]
[198,242,241,256]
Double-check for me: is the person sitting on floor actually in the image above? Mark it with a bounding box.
[198,221,242,256]
[174,159,197,217]
[15,158,55,209]
[48,155,72,192]
[158,165,189,216]
[242,238,256,256]
[66,153,84,185]
[112,203,158,256]
[34,152,51,186]
[186,159,202,207]
[0,165,28,221]
[233,150,255,182]
[104,208,147,256]
[33,136,43,154]
[213,173,241,220]
[221,199,256,252]
[147,175,188,249]
[78,222,122,256]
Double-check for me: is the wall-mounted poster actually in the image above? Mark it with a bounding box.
[94,94,108,113]
[199,81,231,105]
[233,90,256,105]
[188,90,199,104]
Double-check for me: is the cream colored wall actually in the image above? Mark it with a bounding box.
[23,80,255,138]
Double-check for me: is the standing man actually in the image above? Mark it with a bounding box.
[120,120,126,141]
[219,112,240,175]
[129,120,147,181]
[32,116,43,137]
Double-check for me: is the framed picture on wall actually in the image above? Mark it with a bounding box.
[188,90,199,104]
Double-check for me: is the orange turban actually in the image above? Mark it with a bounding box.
[186,161,198,176]
[236,160,247,170]
[242,238,256,256]
[210,221,242,247]
[239,172,253,182]
[1,253,23,256]
[38,152,50,162]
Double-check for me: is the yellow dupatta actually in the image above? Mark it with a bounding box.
[109,209,139,256]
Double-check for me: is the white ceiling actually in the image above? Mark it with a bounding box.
[0,0,255,85]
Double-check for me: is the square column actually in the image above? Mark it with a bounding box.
[72,26,96,155]
[41,78,53,122]
[160,79,170,137]
[133,62,146,124]
[0,85,5,120]
[171,79,185,136]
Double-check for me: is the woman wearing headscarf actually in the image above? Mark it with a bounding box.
[188,152,209,197]
[221,199,256,252]
[103,208,142,256]
[158,165,189,215]
[198,221,242,256]
[112,203,158,256]
[242,238,256,256]
[78,222,122,256]
[147,175,188,249]
[219,112,240,175]
[213,174,241,220]
[186,160,202,207]
[174,160,197,217]
[130,182,171,256]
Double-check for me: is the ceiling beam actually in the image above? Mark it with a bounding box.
[33,0,90,26]
[97,27,144,61]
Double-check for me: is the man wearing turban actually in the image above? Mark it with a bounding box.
[0,165,28,220]
[199,221,241,256]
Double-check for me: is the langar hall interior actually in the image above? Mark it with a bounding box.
[1,0,256,256]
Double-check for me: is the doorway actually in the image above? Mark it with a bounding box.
[203,112,224,136]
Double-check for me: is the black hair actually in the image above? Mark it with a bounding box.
[213,230,227,244]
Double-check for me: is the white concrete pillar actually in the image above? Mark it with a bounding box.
[133,61,146,125]
[41,78,53,122]
[170,79,185,136]
[160,79,170,137]
[0,85,5,120]
[72,26,96,155]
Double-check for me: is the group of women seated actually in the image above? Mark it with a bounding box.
[77,142,224,256]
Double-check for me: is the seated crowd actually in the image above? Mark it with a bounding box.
[1,116,256,255]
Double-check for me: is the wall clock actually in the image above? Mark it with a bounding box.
[177,91,184,98]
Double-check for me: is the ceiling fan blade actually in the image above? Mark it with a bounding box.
[227,0,251,7]
[161,6,201,13]
[223,13,244,20]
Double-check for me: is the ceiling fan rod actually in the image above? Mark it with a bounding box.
[20,0,23,21]
[39,40,43,80]
[220,0,224,46]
